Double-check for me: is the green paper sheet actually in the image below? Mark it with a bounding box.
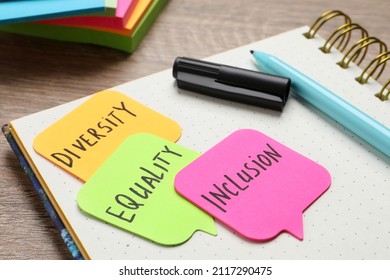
[77,134,217,245]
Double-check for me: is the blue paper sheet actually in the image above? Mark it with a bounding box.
[0,0,105,24]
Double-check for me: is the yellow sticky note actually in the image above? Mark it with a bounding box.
[33,90,181,181]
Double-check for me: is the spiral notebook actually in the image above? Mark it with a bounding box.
[4,11,390,259]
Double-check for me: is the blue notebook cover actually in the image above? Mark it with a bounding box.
[2,124,83,260]
[0,0,105,24]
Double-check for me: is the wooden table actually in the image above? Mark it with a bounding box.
[1,0,389,259]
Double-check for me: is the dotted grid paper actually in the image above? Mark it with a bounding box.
[11,26,390,259]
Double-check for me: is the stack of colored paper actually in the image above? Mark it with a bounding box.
[0,0,168,53]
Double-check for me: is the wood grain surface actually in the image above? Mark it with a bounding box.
[1,0,389,259]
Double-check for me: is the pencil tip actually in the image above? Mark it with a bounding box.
[250,50,254,54]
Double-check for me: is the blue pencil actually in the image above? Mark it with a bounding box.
[251,50,390,158]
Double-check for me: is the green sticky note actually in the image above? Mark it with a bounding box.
[77,134,217,245]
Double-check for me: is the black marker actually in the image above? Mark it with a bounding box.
[172,57,290,111]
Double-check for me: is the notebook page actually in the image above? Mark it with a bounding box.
[11,26,390,259]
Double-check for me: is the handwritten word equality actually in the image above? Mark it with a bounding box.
[201,143,282,213]
[51,101,136,168]
[105,145,182,224]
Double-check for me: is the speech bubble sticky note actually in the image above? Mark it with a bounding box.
[33,90,181,182]
[77,134,217,246]
[175,129,331,241]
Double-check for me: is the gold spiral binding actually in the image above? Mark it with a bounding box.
[304,10,352,39]
[376,79,390,101]
[306,10,390,102]
[356,51,390,84]
[337,37,387,69]
[320,23,369,53]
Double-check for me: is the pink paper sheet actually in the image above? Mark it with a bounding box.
[175,129,331,241]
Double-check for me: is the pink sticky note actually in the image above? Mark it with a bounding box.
[175,129,331,241]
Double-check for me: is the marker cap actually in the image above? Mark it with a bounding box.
[173,57,290,111]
